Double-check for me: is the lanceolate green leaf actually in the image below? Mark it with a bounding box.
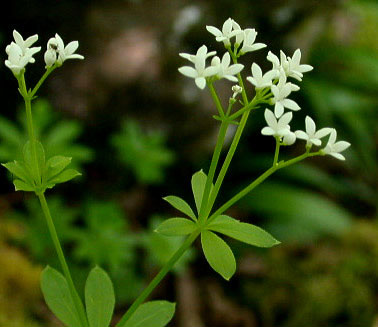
[163,196,196,221]
[208,215,280,248]
[2,160,32,185]
[155,217,197,236]
[47,169,81,186]
[201,230,236,281]
[85,266,115,327]
[13,179,34,192]
[191,170,207,213]
[23,140,45,180]
[119,301,176,327]
[46,155,72,179]
[40,266,82,327]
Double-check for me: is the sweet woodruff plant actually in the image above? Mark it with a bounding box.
[3,18,350,327]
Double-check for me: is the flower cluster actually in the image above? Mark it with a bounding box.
[4,30,84,75]
[178,18,350,160]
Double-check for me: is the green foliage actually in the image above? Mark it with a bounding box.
[85,266,115,327]
[119,301,176,327]
[240,181,352,242]
[208,215,280,247]
[163,195,197,221]
[40,266,82,327]
[155,217,197,236]
[111,120,174,184]
[201,230,236,280]
[191,169,213,214]
[143,216,195,273]
[0,98,93,172]
[3,141,80,193]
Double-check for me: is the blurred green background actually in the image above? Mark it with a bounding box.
[0,0,377,326]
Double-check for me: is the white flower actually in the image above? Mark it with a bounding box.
[322,129,351,161]
[5,43,36,75]
[231,85,242,98]
[45,34,84,68]
[246,63,277,89]
[6,30,40,64]
[261,109,293,138]
[271,72,301,117]
[239,29,266,54]
[267,50,289,75]
[178,45,218,89]
[295,116,332,147]
[267,49,313,81]
[206,18,243,46]
[287,49,313,81]
[211,52,244,82]
[282,131,296,145]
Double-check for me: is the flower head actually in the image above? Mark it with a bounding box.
[44,34,84,68]
[206,18,243,46]
[246,63,277,89]
[287,49,313,81]
[322,129,351,160]
[261,109,293,138]
[5,30,41,75]
[295,116,332,147]
[231,85,242,99]
[210,52,244,82]
[178,45,218,89]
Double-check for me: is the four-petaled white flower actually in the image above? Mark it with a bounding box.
[211,52,244,82]
[178,45,218,89]
[238,29,266,55]
[247,63,277,89]
[261,109,293,138]
[5,43,38,75]
[287,49,313,81]
[6,30,41,64]
[267,50,289,75]
[295,116,332,147]
[44,34,84,68]
[271,73,301,118]
[322,129,351,161]
[206,18,243,46]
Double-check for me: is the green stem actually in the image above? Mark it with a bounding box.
[207,151,319,224]
[198,121,229,224]
[208,82,225,117]
[116,229,201,327]
[273,138,280,166]
[30,66,56,98]
[37,192,88,327]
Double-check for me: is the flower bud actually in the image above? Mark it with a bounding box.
[44,49,57,68]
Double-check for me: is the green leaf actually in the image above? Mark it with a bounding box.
[85,266,115,327]
[22,140,45,181]
[48,169,81,186]
[46,155,72,179]
[13,179,35,192]
[201,230,236,280]
[40,266,82,327]
[2,160,33,184]
[163,196,196,221]
[208,215,280,248]
[120,301,175,327]
[155,218,197,236]
[191,170,213,214]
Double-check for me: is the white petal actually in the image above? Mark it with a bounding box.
[251,63,262,78]
[246,76,257,86]
[305,116,316,135]
[64,41,79,56]
[295,130,308,140]
[282,99,300,111]
[310,138,322,146]
[314,127,332,139]
[206,26,222,37]
[330,152,345,160]
[227,63,243,75]
[264,109,276,127]
[195,77,206,89]
[223,75,238,82]
[274,102,284,118]
[178,66,198,78]
[333,141,351,152]
[261,127,275,136]
[279,112,293,127]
